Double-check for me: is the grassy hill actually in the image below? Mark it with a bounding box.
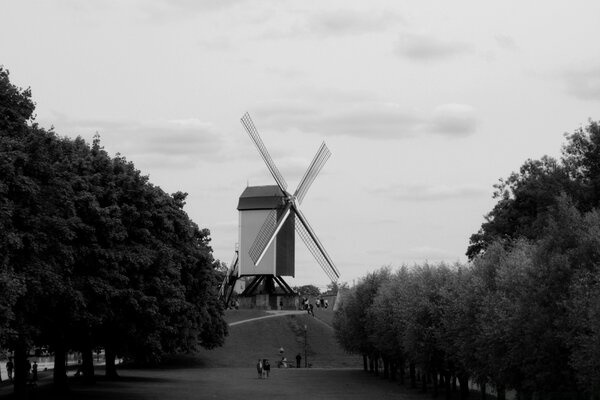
[194,306,359,369]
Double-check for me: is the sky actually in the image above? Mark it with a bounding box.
[2,1,600,289]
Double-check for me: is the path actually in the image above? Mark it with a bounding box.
[228,310,307,326]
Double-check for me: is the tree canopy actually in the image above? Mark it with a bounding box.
[334,120,600,399]
[0,67,227,394]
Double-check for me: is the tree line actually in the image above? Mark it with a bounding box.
[333,121,600,400]
[0,68,228,396]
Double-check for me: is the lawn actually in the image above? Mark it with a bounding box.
[195,312,358,368]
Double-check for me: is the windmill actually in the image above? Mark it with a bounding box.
[220,113,339,305]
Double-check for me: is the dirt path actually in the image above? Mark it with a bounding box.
[228,310,307,326]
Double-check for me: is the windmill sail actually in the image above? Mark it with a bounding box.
[293,206,340,281]
[241,112,288,192]
[294,142,330,204]
[241,112,339,283]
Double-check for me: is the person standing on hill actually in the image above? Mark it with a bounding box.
[256,359,263,379]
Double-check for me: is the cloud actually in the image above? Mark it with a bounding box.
[306,9,404,36]
[261,8,404,40]
[140,0,247,22]
[563,65,600,101]
[495,34,518,51]
[395,33,473,61]
[428,104,479,136]
[373,183,489,202]
[38,113,231,167]
[255,101,478,139]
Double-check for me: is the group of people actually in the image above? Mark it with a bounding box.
[3,358,38,383]
[256,359,271,379]
[257,351,304,378]
[301,297,329,316]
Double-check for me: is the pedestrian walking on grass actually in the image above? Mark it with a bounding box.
[256,359,263,379]
[263,359,270,378]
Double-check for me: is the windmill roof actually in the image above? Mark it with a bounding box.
[237,185,285,210]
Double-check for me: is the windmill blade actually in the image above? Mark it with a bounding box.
[293,142,331,205]
[293,206,340,282]
[241,112,288,192]
[248,203,293,266]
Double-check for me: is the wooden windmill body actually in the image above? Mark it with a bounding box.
[219,113,340,304]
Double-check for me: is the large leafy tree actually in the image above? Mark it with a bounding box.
[1,67,227,395]
[467,120,600,259]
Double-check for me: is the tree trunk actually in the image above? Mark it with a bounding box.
[444,373,452,400]
[410,363,416,388]
[13,341,28,400]
[496,384,505,400]
[399,361,405,385]
[105,345,119,379]
[363,354,368,372]
[53,340,68,393]
[480,382,486,400]
[433,372,439,398]
[81,339,96,385]
[458,374,470,399]
[369,356,374,373]
[383,358,389,379]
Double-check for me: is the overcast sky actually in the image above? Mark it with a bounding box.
[2,1,600,289]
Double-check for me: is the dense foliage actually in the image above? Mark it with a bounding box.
[334,121,600,400]
[0,67,227,394]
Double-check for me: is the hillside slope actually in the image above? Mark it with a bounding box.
[195,308,359,368]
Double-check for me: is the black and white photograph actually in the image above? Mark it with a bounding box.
[1,1,600,399]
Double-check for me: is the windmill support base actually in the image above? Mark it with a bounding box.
[238,275,298,310]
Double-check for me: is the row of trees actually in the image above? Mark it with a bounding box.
[0,68,228,396]
[333,121,600,399]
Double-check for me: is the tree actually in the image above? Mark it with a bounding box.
[467,156,573,259]
[468,120,600,260]
[1,67,228,394]
[294,284,321,297]
[333,268,390,373]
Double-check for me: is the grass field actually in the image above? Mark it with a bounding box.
[0,307,377,399]
[195,308,358,368]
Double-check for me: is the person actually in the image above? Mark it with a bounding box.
[32,361,38,382]
[6,358,13,381]
[308,303,314,317]
[296,353,302,368]
[256,359,263,379]
[278,356,287,368]
[263,359,270,378]
[25,359,31,379]
[324,299,329,309]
